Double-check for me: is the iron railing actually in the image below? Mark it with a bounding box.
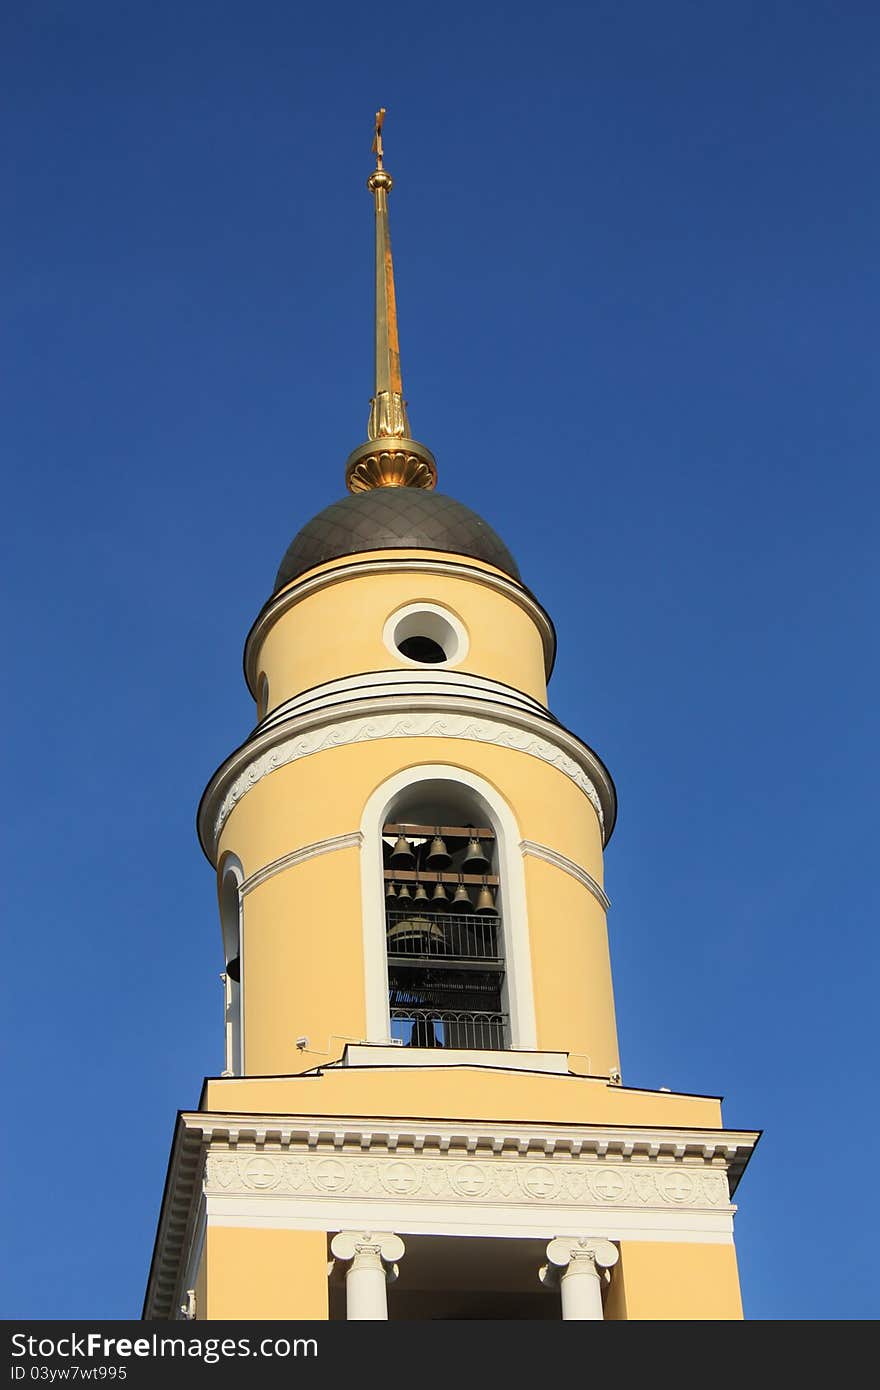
[385,911,501,963]
[389,1008,508,1051]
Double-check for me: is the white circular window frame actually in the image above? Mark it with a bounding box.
[383,602,469,669]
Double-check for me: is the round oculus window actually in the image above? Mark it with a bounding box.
[384,604,469,667]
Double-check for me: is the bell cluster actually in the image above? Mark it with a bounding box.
[383,825,499,917]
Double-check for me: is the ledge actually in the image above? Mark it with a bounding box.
[338,1044,572,1074]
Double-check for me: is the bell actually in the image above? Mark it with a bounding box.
[430,880,449,911]
[425,833,452,870]
[385,880,397,904]
[396,882,413,906]
[389,834,415,869]
[386,916,446,950]
[475,882,498,916]
[451,881,473,913]
[225,955,241,983]
[462,835,490,873]
[413,881,430,907]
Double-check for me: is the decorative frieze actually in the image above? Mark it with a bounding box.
[204,1148,732,1213]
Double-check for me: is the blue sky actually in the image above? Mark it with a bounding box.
[2,2,878,1321]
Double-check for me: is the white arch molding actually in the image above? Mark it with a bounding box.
[219,853,245,1076]
[359,765,538,1051]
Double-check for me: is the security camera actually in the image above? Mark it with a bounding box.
[295,1036,309,1051]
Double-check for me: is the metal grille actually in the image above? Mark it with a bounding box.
[385,911,501,962]
[386,913,507,1050]
[389,1008,507,1051]
[388,971,503,1007]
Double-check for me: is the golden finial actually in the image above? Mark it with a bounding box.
[345,109,437,493]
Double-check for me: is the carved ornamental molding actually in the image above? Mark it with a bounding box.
[204,1148,733,1212]
[199,700,615,860]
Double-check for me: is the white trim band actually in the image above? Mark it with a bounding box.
[521,841,611,912]
[240,833,363,897]
[257,668,551,731]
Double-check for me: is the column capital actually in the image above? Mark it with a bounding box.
[539,1237,618,1320]
[539,1235,618,1289]
[330,1230,405,1274]
[331,1231,405,1319]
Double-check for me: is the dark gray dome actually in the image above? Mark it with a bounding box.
[275,489,521,591]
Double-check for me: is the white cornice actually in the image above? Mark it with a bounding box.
[198,698,616,862]
[144,1110,759,1320]
[244,556,557,692]
[182,1113,758,1168]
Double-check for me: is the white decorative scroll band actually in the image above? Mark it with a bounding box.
[240,832,363,897]
[520,841,611,911]
[204,1149,732,1213]
[200,701,614,860]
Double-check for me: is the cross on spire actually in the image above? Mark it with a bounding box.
[372,108,386,169]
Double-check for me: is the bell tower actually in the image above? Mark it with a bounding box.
[144,113,758,1323]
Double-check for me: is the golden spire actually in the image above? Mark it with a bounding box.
[345,109,437,494]
[367,108,406,434]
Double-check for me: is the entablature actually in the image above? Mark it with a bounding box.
[144,1106,758,1320]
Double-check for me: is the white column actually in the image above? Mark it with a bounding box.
[330,1232,405,1320]
[220,972,233,1077]
[539,1237,619,1320]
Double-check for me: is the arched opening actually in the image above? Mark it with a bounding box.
[256,672,269,720]
[381,781,509,1051]
[219,858,243,1075]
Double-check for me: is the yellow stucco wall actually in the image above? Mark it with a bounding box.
[204,1227,328,1319]
[241,847,367,1076]
[524,857,617,1071]
[203,1070,725,1130]
[608,1241,743,1320]
[254,560,550,712]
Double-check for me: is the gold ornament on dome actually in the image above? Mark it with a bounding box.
[346,444,437,493]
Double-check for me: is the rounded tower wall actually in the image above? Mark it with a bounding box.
[247,550,553,716]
